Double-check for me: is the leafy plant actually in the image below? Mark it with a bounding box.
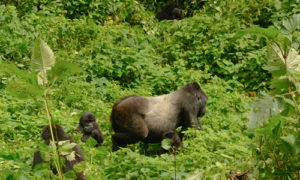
[234,15,300,178]
[0,39,83,179]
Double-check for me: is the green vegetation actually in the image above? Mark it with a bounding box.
[0,0,299,179]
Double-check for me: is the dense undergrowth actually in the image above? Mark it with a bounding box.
[0,0,299,179]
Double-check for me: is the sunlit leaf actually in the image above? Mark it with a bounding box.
[31,39,55,72]
[286,48,300,72]
[31,39,56,85]
[59,140,76,150]
[37,71,47,85]
[65,151,76,161]
[269,43,285,63]
[176,126,182,133]
[161,138,171,150]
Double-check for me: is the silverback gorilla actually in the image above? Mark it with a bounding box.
[32,125,86,180]
[78,112,104,147]
[111,82,207,151]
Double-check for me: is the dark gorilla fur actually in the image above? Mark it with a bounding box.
[156,2,182,21]
[32,125,86,180]
[78,112,104,147]
[111,82,207,151]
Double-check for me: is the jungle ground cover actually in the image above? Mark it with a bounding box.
[0,0,299,179]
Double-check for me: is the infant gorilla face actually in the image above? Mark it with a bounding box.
[79,112,104,147]
[80,113,96,133]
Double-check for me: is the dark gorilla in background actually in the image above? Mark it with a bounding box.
[156,2,182,21]
[78,112,104,147]
[32,125,85,180]
[111,82,207,151]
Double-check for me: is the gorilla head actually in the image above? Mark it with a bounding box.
[42,124,70,145]
[111,82,207,151]
[156,2,182,21]
[171,8,182,20]
[33,124,86,180]
[78,112,104,147]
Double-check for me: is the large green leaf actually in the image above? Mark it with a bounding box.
[0,62,43,99]
[48,61,83,82]
[280,134,298,155]
[266,44,298,94]
[286,48,300,72]
[255,114,283,136]
[282,14,300,33]
[249,92,283,129]
[161,138,171,150]
[31,39,56,85]
[31,39,56,72]
[6,77,43,99]
[0,62,30,79]
[281,135,295,146]
[269,44,300,72]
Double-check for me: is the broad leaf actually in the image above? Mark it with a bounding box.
[161,138,171,150]
[6,77,43,99]
[65,151,76,161]
[85,136,98,147]
[249,92,283,129]
[48,61,83,82]
[267,44,292,94]
[37,71,47,85]
[0,62,31,79]
[269,43,285,63]
[255,114,283,136]
[73,161,86,173]
[31,39,56,85]
[286,48,300,72]
[282,14,300,33]
[274,35,291,53]
[280,135,295,146]
[31,39,55,72]
[280,134,298,155]
[64,170,77,179]
[59,140,76,150]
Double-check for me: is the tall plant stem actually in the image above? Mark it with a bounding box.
[43,92,63,179]
[174,152,176,180]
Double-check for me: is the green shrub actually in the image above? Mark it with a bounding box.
[152,15,270,91]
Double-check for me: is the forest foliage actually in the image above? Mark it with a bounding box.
[0,0,299,179]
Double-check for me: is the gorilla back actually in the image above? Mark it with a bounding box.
[111,82,207,151]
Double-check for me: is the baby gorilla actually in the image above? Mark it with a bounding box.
[78,112,103,147]
[32,124,85,180]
